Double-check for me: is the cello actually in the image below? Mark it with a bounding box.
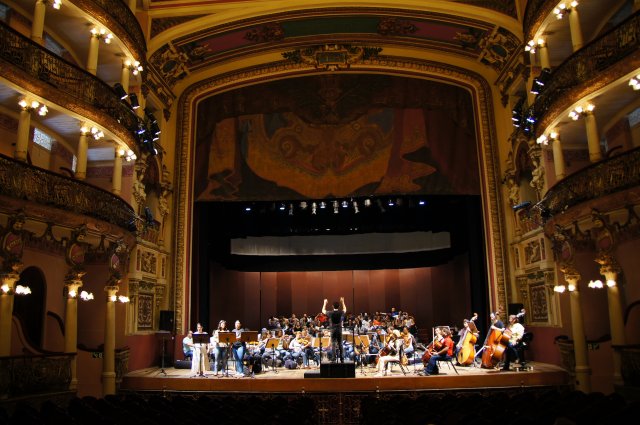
[456,313,479,366]
[421,327,443,366]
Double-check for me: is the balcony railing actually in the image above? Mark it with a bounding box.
[0,154,137,232]
[72,0,146,61]
[532,11,640,134]
[0,22,140,137]
[0,353,73,398]
[523,0,554,41]
[539,147,640,218]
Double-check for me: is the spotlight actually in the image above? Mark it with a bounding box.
[288,204,294,216]
[353,201,359,214]
[387,199,394,207]
[300,201,308,210]
[341,200,348,208]
[320,202,326,209]
[333,200,339,214]
[311,202,317,214]
[245,206,251,212]
[279,203,285,211]
[418,200,426,205]
[113,83,128,100]
[129,93,140,109]
[512,201,532,211]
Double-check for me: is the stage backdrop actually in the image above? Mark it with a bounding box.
[205,254,472,335]
[194,74,480,202]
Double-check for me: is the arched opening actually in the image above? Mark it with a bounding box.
[14,266,47,349]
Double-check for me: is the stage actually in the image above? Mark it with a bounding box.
[121,361,571,394]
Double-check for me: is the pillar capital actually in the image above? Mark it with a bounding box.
[105,285,120,300]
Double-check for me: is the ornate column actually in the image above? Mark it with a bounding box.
[538,39,550,70]
[75,126,89,180]
[112,150,124,195]
[120,61,131,94]
[0,272,20,356]
[31,0,47,45]
[550,132,566,181]
[103,285,118,395]
[561,266,591,393]
[86,30,101,75]
[64,275,83,389]
[568,6,584,51]
[15,107,32,162]
[584,112,602,162]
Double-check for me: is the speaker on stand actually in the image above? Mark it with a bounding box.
[158,311,175,374]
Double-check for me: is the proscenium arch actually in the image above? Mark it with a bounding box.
[172,58,509,333]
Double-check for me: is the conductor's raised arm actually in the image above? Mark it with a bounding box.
[322,298,328,314]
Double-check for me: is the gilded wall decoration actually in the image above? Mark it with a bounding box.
[244,23,285,42]
[517,270,558,326]
[140,251,157,275]
[524,239,541,265]
[137,293,154,330]
[529,282,549,322]
[377,18,418,36]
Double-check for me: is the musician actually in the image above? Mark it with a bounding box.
[423,327,454,375]
[489,311,504,332]
[401,326,415,359]
[209,320,228,376]
[375,329,402,376]
[502,314,525,371]
[369,327,386,356]
[455,319,478,356]
[191,323,210,377]
[231,320,247,377]
[182,330,194,360]
[322,296,347,363]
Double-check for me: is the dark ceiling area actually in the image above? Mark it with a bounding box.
[195,195,486,271]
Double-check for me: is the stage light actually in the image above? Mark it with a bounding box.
[418,200,426,205]
[341,200,348,208]
[311,202,317,214]
[279,203,285,211]
[387,199,394,207]
[333,200,339,214]
[353,201,359,214]
[129,93,140,109]
[245,206,251,212]
[300,201,308,210]
[364,199,372,207]
[114,83,128,100]
[320,202,326,209]
[289,204,294,216]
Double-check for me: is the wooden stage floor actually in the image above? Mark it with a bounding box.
[121,361,571,394]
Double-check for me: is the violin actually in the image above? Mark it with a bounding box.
[456,313,479,366]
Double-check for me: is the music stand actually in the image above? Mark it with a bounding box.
[218,331,235,377]
[192,332,209,377]
[156,331,170,376]
[320,337,331,363]
[265,337,281,373]
[354,334,370,375]
[241,331,259,377]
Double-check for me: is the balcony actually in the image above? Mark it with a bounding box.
[0,154,137,233]
[0,21,140,149]
[71,0,146,64]
[539,147,640,220]
[532,11,640,136]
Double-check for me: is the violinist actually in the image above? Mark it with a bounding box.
[375,329,402,376]
[501,314,525,371]
[422,327,454,376]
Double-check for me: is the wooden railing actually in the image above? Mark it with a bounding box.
[0,21,140,136]
[0,154,137,232]
[532,11,640,134]
[539,147,640,218]
[0,353,73,398]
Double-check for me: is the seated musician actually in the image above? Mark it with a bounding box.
[401,326,415,359]
[369,327,386,356]
[375,329,403,376]
[502,314,525,371]
[289,331,305,366]
[423,327,454,375]
[182,330,194,360]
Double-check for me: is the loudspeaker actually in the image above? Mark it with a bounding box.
[320,361,356,378]
[508,303,524,315]
[304,370,321,379]
[159,310,174,331]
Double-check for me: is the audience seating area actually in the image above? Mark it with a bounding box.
[0,389,637,425]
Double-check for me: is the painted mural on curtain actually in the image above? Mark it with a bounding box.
[194,75,480,201]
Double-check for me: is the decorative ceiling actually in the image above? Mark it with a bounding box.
[149,8,521,89]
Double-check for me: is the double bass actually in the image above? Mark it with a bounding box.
[456,313,479,366]
[481,313,511,369]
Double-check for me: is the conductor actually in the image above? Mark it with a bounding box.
[322,297,347,363]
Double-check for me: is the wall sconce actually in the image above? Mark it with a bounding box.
[117,147,136,162]
[90,27,113,44]
[18,98,48,116]
[2,283,31,295]
[81,125,104,140]
[80,290,94,301]
[588,279,603,289]
[52,0,62,9]
[118,295,130,303]
[536,134,549,145]
[524,38,545,54]
[629,74,640,90]
[124,59,143,75]
[554,283,576,293]
[553,1,579,20]
[568,103,594,120]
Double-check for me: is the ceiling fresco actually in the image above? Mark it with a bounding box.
[149,10,521,89]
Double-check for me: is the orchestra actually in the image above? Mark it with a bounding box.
[184,307,526,378]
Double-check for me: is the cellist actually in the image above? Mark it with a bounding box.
[421,327,454,376]
[501,314,525,371]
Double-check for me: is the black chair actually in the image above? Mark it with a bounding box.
[516,332,534,368]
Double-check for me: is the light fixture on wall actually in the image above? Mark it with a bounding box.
[124,59,144,75]
[1,283,31,295]
[553,1,579,20]
[628,74,640,90]
[588,279,616,289]
[553,282,576,293]
[90,27,113,44]
[18,98,48,116]
[568,103,594,120]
